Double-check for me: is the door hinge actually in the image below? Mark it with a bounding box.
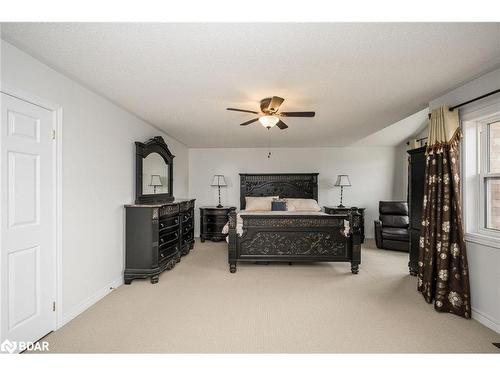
[52,302,56,312]
[52,130,56,140]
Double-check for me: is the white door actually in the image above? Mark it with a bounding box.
[1,93,55,350]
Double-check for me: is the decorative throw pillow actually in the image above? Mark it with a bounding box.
[245,196,279,211]
[271,198,287,211]
[285,198,321,212]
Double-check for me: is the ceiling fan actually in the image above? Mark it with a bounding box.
[226,96,315,130]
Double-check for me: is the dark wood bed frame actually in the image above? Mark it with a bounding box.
[228,173,362,274]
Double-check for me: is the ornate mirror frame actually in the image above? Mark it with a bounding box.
[135,136,175,204]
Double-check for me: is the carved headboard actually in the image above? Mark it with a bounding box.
[240,173,319,210]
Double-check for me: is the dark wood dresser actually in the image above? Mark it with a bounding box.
[407,146,426,276]
[324,206,365,243]
[124,199,195,284]
[200,206,236,242]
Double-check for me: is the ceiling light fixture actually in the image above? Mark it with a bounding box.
[259,115,279,129]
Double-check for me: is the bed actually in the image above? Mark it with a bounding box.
[227,173,362,274]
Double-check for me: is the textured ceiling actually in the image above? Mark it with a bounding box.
[354,108,429,146]
[1,23,499,147]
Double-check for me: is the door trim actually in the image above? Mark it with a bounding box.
[1,82,64,331]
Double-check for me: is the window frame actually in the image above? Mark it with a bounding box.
[462,100,500,248]
[478,117,500,235]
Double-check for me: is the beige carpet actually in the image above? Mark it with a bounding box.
[38,240,499,353]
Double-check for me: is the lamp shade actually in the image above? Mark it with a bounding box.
[149,175,162,187]
[259,115,279,129]
[211,174,227,187]
[334,175,351,187]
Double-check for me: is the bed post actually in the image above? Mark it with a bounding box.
[349,207,362,274]
[228,209,237,273]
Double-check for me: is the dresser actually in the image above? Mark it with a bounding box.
[407,146,426,276]
[124,199,195,284]
[324,206,366,243]
[200,206,236,242]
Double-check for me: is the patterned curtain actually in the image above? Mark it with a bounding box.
[417,106,471,318]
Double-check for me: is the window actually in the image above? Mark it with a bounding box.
[463,103,500,246]
[484,120,500,230]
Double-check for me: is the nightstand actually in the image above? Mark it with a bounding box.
[199,206,236,242]
[324,206,366,243]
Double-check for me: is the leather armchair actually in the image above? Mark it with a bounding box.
[374,201,409,252]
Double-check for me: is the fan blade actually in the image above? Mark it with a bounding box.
[280,111,315,117]
[227,108,259,114]
[240,118,259,126]
[260,98,272,113]
[268,96,285,112]
[276,120,288,130]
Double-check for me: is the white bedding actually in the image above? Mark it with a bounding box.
[222,210,349,240]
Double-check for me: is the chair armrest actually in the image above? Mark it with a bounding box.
[374,220,383,248]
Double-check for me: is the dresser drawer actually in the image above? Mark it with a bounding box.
[159,244,178,261]
[182,221,193,234]
[181,211,193,222]
[182,232,194,245]
[203,223,225,234]
[204,216,228,225]
[159,230,179,247]
[202,209,230,217]
[159,216,180,231]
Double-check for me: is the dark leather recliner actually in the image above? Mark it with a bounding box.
[374,201,409,252]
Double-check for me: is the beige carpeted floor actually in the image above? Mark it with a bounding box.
[39,240,500,353]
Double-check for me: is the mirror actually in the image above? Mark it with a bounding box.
[142,153,169,195]
[135,136,174,204]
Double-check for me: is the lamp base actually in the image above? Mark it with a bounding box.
[216,204,223,208]
[337,204,345,208]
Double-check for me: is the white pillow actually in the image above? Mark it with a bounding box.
[285,198,321,212]
[245,196,279,211]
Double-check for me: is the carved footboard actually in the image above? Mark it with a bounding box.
[228,208,362,274]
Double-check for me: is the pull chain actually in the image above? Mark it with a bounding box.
[267,128,272,159]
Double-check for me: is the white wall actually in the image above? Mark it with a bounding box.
[355,107,429,202]
[429,66,500,333]
[1,40,189,324]
[392,142,409,201]
[466,241,500,332]
[189,147,398,238]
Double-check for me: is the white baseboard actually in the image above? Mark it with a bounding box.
[472,307,500,334]
[61,276,123,327]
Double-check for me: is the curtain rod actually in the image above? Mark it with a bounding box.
[427,88,500,119]
[449,88,500,111]
[406,136,428,146]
